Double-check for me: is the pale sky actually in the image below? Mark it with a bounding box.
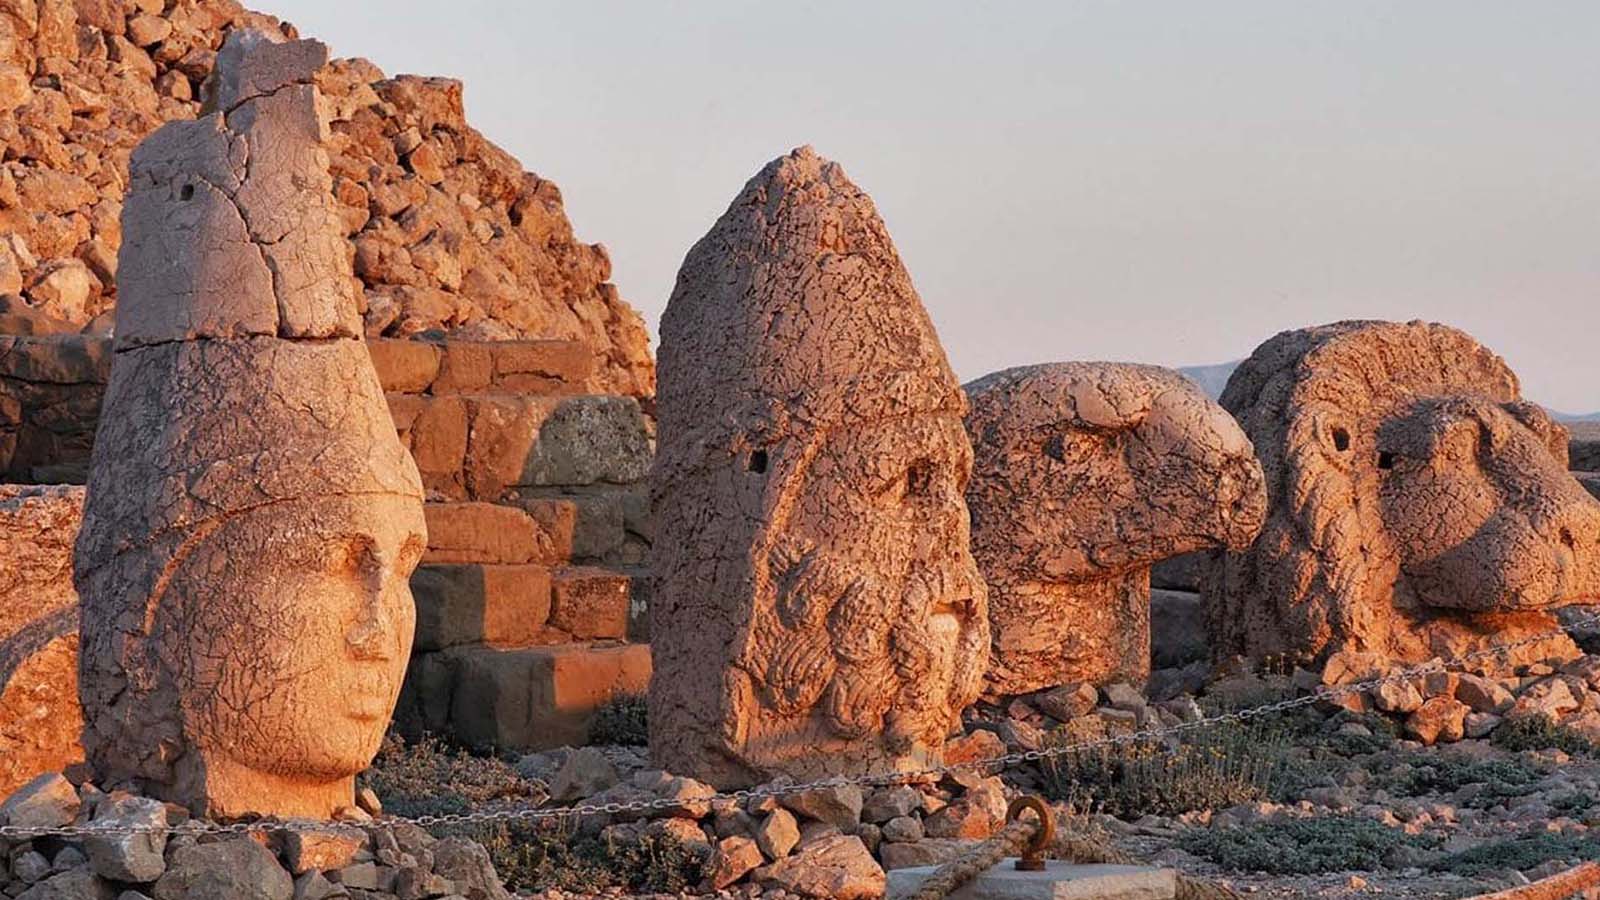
[271,1,1599,413]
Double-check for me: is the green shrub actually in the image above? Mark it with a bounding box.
[1314,711,1402,757]
[1382,752,1545,807]
[1429,831,1600,877]
[1491,716,1600,756]
[1039,718,1290,818]
[475,820,707,893]
[361,733,545,818]
[590,693,649,746]
[1179,816,1434,874]
[1551,791,1597,815]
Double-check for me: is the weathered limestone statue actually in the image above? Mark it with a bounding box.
[650,147,990,787]
[965,364,1267,695]
[1208,320,1600,671]
[73,30,427,819]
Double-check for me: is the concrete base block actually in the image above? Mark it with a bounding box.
[887,860,1176,900]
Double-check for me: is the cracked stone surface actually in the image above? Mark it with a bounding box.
[117,30,358,345]
[964,363,1266,695]
[650,147,990,788]
[73,31,426,820]
[0,485,85,797]
[0,0,651,397]
[1207,320,1600,671]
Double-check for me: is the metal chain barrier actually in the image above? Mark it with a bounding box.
[4,609,1596,841]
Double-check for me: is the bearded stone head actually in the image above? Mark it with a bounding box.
[1208,320,1600,670]
[965,363,1266,694]
[649,147,989,788]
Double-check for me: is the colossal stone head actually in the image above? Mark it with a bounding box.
[649,147,989,788]
[1208,320,1600,670]
[73,30,426,819]
[965,363,1266,694]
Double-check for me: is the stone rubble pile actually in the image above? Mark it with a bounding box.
[982,646,1600,760]
[0,773,511,900]
[516,731,1042,899]
[0,0,651,397]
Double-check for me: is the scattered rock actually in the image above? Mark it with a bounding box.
[779,784,864,830]
[752,833,885,900]
[84,794,167,882]
[151,838,292,900]
[15,870,113,900]
[861,786,921,824]
[703,835,764,890]
[0,773,81,829]
[1405,696,1470,745]
[754,808,801,860]
[548,746,620,803]
[1033,683,1100,722]
[280,830,364,876]
[1456,673,1516,714]
[430,838,512,900]
[1509,678,1580,721]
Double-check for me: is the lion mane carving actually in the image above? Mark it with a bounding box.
[1207,320,1600,670]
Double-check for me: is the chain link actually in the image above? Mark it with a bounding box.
[4,610,1595,841]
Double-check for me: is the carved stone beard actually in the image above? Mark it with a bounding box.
[754,539,987,760]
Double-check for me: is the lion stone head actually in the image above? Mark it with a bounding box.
[1207,320,1600,671]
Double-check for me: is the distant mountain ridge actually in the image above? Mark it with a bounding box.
[1176,362,1239,402]
[1178,361,1594,423]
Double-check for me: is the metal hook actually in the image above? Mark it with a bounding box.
[1006,795,1054,871]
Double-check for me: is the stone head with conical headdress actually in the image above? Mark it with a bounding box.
[74,28,426,819]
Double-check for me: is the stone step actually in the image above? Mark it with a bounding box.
[411,563,552,652]
[410,563,648,651]
[388,393,651,502]
[887,861,1176,900]
[512,485,649,565]
[549,566,635,641]
[367,337,595,396]
[421,501,570,565]
[396,642,651,752]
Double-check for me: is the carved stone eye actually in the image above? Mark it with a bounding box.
[905,461,934,499]
[1378,451,1396,470]
[1043,434,1066,463]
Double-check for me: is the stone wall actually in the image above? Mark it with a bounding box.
[0,333,654,773]
[0,484,83,797]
